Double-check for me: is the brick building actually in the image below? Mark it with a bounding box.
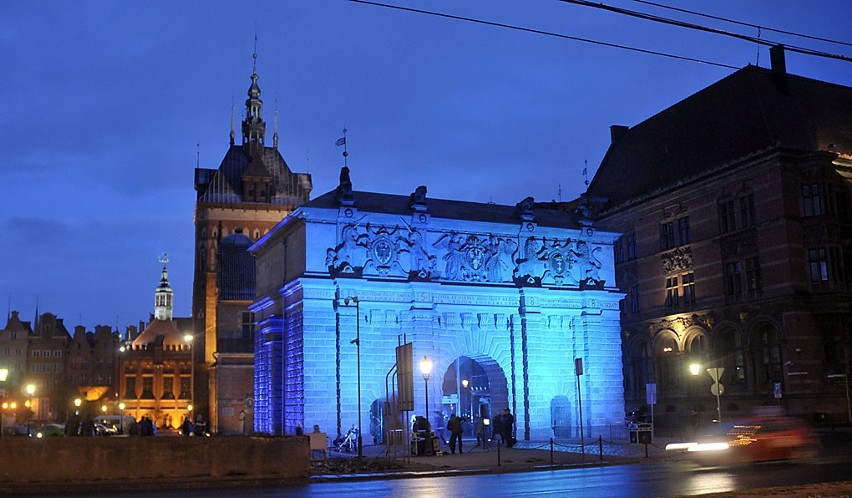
[587,47,852,427]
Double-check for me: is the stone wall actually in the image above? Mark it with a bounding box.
[0,436,308,484]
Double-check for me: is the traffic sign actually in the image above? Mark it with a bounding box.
[710,383,725,396]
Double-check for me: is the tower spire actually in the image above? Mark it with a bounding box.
[242,35,265,150]
[154,253,173,321]
[230,93,236,146]
[273,96,279,149]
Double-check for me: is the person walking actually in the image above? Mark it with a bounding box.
[502,408,515,448]
[474,416,484,447]
[447,413,464,454]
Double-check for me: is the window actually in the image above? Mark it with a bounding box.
[678,217,691,245]
[179,376,191,400]
[629,285,640,313]
[746,257,762,297]
[665,276,679,309]
[242,311,256,338]
[682,272,696,304]
[162,377,175,399]
[660,222,676,250]
[830,247,845,284]
[719,200,737,233]
[614,237,624,264]
[802,183,822,217]
[126,376,137,398]
[739,194,755,228]
[626,234,637,260]
[809,248,829,282]
[141,377,154,399]
[724,261,743,297]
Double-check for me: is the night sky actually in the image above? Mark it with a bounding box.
[2,0,850,331]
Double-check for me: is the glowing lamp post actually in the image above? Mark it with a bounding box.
[25,383,35,436]
[0,368,6,436]
[419,355,433,424]
[344,296,363,458]
[118,402,126,434]
[691,363,724,424]
[184,333,195,408]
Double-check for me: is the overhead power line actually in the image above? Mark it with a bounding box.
[629,0,852,48]
[558,0,852,63]
[347,0,738,69]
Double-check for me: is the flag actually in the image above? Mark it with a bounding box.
[335,137,346,146]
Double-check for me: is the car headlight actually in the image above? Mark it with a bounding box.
[687,442,729,452]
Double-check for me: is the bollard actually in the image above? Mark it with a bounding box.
[497,440,501,466]
[644,442,649,458]
[599,435,603,461]
[550,438,554,464]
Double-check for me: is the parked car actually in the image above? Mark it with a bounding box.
[94,422,118,436]
[35,423,66,438]
[671,416,820,465]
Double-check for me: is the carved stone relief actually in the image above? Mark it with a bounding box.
[325,220,607,288]
[661,246,693,273]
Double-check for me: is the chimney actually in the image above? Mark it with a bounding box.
[610,125,629,144]
[770,44,788,92]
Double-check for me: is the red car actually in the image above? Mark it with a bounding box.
[683,416,820,465]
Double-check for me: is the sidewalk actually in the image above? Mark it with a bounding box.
[311,436,679,479]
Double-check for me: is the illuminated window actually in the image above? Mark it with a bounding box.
[682,272,695,304]
[808,248,828,282]
[802,183,822,217]
[665,276,679,309]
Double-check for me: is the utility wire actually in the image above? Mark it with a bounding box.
[558,0,852,63]
[629,0,852,48]
[347,0,738,69]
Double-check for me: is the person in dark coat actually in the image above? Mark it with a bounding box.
[447,414,464,454]
[502,409,515,448]
[181,417,194,436]
[492,411,504,446]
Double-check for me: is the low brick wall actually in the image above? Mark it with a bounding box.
[0,436,309,484]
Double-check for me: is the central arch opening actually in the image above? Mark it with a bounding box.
[436,356,508,438]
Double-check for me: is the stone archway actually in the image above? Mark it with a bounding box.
[438,355,508,436]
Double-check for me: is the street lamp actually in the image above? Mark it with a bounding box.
[0,368,7,436]
[343,296,363,458]
[691,364,723,424]
[25,383,35,436]
[118,402,126,434]
[184,333,194,408]
[419,355,433,425]
[74,397,82,415]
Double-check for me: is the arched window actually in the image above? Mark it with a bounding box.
[655,334,680,397]
[751,324,782,391]
[717,327,746,385]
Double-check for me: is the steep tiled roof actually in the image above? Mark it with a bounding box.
[132,319,185,348]
[195,145,311,205]
[587,65,852,209]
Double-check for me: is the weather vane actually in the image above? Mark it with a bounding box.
[336,127,348,167]
[159,253,169,265]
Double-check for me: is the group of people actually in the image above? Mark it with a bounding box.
[492,408,515,448]
[443,407,516,454]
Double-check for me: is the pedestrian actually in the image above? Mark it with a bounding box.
[493,411,504,446]
[447,414,464,454]
[181,417,194,436]
[194,414,207,436]
[128,417,141,436]
[80,415,95,437]
[474,416,484,447]
[502,408,515,448]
